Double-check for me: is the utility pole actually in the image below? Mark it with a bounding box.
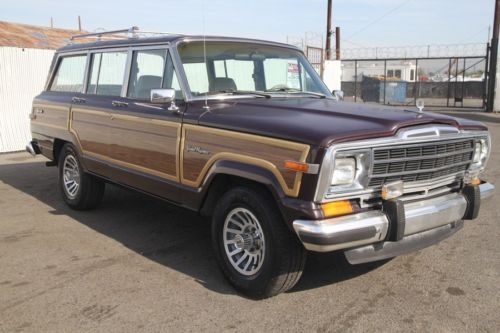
[326,0,333,60]
[78,16,82,31]
[335,26,341,60]
[487,0,500,112]
[50,17,53,28]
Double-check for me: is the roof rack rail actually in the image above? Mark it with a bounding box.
[70,26,139,41]
[68,27,178,44]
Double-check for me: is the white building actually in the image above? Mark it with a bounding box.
[341,61,417,82]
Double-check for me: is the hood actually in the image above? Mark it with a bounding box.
[197,98,487,147]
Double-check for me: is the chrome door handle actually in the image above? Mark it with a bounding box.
[72,97,86,103]
[112,101,128,107]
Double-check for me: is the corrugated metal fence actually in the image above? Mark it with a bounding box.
[0,47,54,153]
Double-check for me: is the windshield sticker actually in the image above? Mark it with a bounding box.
[287,63,300,89]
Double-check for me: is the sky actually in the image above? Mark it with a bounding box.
[0,0,495,49]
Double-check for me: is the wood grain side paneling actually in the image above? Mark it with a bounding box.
[32,103,69,130]
[71,108,110,157]
[181,124,310,197]
[108,114,180,181]
[71,108,180,181]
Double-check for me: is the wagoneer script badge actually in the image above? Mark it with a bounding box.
[186,145,211,155]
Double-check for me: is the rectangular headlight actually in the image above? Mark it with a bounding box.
[331,158,356,185]
[472,137,490,170]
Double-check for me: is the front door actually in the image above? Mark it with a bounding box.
[106,48,184,202]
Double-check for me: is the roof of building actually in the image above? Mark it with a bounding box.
[0,21,85,49]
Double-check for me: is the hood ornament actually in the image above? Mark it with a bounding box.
[416,99,425,113]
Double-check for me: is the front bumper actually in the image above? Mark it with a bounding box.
[292,182,494,262]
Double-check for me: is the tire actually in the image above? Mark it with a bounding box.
[211,186,306,299]
[58,144,105,210]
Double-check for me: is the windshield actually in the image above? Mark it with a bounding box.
[177,41,332,98]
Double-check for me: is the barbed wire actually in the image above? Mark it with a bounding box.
[342,43,488,59]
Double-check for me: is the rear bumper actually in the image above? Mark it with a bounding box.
[292,182,494,259]
[26,141,40,156]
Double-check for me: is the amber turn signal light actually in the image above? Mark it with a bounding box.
[470,178,481,185]
[284,160,310,173]
[321,200,354,218]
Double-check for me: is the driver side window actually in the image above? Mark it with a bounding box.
[127,49,183,100]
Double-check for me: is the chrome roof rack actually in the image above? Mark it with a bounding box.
[69,26,177,43]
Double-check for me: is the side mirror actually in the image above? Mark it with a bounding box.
[150,88,180,113]
[151,88,175,104]
[333,90,344,101]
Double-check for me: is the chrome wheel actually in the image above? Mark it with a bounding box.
[62,154,80,199]
[223,207,265,276]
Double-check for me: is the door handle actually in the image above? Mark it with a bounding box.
[72,97,86,104]
[112,101,128,107]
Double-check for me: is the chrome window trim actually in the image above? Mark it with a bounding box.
[121,48,133,97]
[167,45,190,101]
[314,125,490,203]
[82,50,91,94]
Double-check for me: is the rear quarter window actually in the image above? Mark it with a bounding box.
[50,55,87,93]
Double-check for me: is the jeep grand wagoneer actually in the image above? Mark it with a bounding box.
[27,27,494,298]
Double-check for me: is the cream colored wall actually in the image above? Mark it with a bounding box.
[0,47,55,153]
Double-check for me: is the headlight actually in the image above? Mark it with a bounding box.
[471,137,490,170]
[331,158,356,185]
[317,150,370,199]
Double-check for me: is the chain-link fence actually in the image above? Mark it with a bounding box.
[341,56,488,108]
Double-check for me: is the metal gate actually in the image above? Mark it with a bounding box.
[306,46,324,79]
[340,54,489,109]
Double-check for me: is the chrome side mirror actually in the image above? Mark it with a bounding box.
[150,88,180,113]
[333,90,344,101]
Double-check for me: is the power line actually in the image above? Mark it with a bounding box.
[347,0,413,39]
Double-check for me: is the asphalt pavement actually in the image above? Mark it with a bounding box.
[0,110,499,332]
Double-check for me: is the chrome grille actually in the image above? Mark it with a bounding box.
[369,139,474,188]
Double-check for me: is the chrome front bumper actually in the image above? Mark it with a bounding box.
[293,182,495,260]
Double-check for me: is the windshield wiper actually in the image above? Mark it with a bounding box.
[266,87,326,99]
[208,90,271,98]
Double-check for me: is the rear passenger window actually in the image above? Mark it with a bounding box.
[128,49,166,99]
[50,55,87,92]
[87,52,127,96]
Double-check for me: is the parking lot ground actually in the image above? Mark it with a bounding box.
[0,111,499,332]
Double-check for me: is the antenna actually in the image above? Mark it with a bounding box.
[202,0,210,111]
